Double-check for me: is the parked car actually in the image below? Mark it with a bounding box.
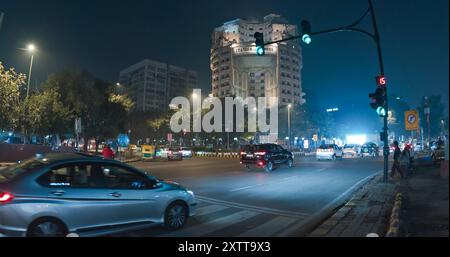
[342,144,359,157]
[316,144,343,160]
[430,140,445,163]
[0,153,196,237]
[179,147,193,158]
[360,142,379,157]
[240,144,294,172]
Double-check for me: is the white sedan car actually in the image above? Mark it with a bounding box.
[316,144,344,160]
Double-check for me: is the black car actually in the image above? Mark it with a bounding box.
[240,144,294,172]
[359,142,379,157]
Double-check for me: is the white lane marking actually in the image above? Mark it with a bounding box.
[229,185,264,192]
[195,195,309,219]
[159,210,259,237]
[282,175,298,180]
[195,204,229,216]
[237,216,297,237]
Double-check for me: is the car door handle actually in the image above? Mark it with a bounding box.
[109,192,122,198]
[51,190,66,196]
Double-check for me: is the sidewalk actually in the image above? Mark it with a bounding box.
[309,174,396,237]
[398,163,449,237]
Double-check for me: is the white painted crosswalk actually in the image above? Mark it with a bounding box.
[118,197,311,237]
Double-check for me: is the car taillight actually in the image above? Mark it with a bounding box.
[255,151,267,156]
[258,161,264,166]
[240,151,246,155]
[0,192,14,204]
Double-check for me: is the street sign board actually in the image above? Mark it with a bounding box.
[75,118,82,134]
[405,110,419,131]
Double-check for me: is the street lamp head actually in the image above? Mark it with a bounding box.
[27,44,36,53]
[288,104,292,109]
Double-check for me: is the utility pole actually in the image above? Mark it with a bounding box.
[0,12,4,33]
[424,96,431,148]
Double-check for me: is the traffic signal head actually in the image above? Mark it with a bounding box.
[254,32,265,56]
[369,87,386,116]
[300,20,312,44]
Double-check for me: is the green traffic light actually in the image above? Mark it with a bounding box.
[302,34,311,44]
[256,46,265,56]
[377,106,386,117]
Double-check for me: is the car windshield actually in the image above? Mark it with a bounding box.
[344,144,354,148]
[0,157,47,183]
[242,144,271,152]
[319,144,334,149]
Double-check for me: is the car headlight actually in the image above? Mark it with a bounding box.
[187,190,195,197]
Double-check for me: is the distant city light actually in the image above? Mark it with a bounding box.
[326,108,339,112]
[346,134,367,145]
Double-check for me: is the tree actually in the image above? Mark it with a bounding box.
[19,88,71,136]
[0,62,26,131]
[41,71,132,151]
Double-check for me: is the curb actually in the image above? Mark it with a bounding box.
[386,192,403,237]
[279,171,382,237]
[193,151,310,159]
[194,152,241,158]
[0,163,15,167]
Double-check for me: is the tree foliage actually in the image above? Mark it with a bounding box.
[0,62,26,131]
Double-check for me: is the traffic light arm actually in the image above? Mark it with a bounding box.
[263,7,375,46]
[263,0,389,182]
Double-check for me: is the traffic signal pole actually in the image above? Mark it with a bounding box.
[367,0,389,183]
[260,0,390,182]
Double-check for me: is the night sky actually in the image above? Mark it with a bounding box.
[0,0,448,130]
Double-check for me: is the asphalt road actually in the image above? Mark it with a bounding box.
[113,155,384,237]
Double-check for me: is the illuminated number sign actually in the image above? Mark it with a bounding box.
[375,76,386,87]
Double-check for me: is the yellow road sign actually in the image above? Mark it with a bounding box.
[405,110,419,131]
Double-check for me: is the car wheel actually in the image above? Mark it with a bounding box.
[265,161,274,173]
[164,201,188,230]
[432,154,437,163]
[27,218,68,237]
[287,158,294,168]
[332,154,337,161]
[244,164,251,170]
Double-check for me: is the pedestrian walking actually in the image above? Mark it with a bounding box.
[390,141,405,179]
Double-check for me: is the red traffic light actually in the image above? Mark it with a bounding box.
[375,76,386,87]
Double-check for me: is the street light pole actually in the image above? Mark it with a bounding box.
[288,104,291,148]
[27,54,34,98]
[26,44,36,98]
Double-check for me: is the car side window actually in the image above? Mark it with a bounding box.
[37,162,91,188]
[100,164,150,190]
